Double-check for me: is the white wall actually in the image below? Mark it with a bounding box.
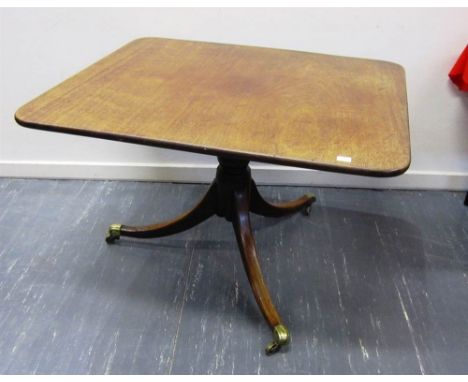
[1,8,467,189]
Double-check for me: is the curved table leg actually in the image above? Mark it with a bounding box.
[250,180,316,217]
[232,189,290,354]
[106,182,217,242]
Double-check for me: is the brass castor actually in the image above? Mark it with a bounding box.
[265,324,290,355]
[105,224,122,244]
[302,193,316,216]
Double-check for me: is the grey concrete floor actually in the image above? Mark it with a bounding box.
[0,178,467,374]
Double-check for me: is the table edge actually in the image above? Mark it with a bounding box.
[14,113,411,178]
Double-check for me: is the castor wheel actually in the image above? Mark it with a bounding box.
[302,193,315,216]
[265,324,290,355]
[105,224,122,244]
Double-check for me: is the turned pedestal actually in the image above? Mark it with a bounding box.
[106,157,315,354]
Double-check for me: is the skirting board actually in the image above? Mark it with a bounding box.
[1,160,468,190]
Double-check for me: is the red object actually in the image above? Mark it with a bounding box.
[449,44,468,92]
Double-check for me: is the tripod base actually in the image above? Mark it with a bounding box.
[106,157,315,354]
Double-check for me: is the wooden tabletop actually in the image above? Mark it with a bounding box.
[15,37,410,176]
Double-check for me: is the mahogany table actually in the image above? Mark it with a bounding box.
[15,37,411,354]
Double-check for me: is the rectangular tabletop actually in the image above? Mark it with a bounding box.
[15,37,410,176]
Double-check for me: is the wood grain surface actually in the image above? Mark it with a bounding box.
[15,37,411,176]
